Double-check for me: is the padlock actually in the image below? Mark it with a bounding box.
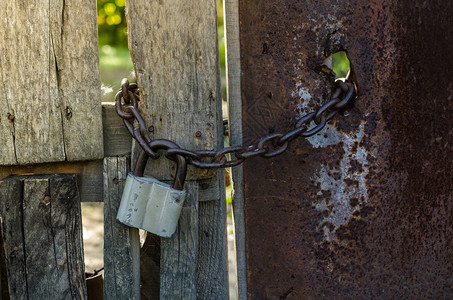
[117,149,187,238]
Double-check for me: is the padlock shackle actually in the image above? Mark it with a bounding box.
[172,154,187,190]
[133,150,149,177]
[133,149,187,191]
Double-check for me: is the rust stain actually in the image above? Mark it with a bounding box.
[240,0,453,298]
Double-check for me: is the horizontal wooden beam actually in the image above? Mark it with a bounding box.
[102,103,133,157]
[0,103,221,202]
[0,104,131,202]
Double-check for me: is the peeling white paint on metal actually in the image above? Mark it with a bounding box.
[290,9,371,243]
[290,53,319,117]
[311,122,369,243]
[305,11,344,56]
[291,83,312,113]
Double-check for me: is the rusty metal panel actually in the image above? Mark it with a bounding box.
[240,1,453,299]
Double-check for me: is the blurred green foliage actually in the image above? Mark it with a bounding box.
[97,0,128,47]
[99,46,132,72]
[332,51,350,80]
[97,0,227,99]
[217,0,225,76]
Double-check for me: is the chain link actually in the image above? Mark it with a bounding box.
[115,79,357,169]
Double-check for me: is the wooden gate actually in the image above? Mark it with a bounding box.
[0,1,227,299]
[2,0,453,299]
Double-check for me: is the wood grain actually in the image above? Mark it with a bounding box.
[0,175,86,299]
[0,103,133,203]
[196,174,229,300]
[160,182,198,300]
[125,1,228,298]
[0,0,102,165]
[103,156,140,300]
[0,178,27,299]
[126,0,221,181]
[0,220,10,300]
[0,160,103,203]
[102,103,133,157]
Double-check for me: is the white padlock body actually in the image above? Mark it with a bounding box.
[117,172,186,238]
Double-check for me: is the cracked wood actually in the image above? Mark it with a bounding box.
[126,0,222,180]
[0,174,86,299]
[0,0,103,165]
[126,1,229,298]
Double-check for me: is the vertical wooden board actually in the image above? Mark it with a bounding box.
[22,178,56,298]
[49,175,86,298]
[0,0,102,165]
[22,175,86,299]
[140,178,226,299]
[0,175,86,299]
[0,221,11,300]
[125,0,222,180]
[0,2,65,165]
[0,178,27,299]
[103,156,141,300]
[52,0,103,161]
[160,182,198,300]
[224,0,246,298]
[196,173,229,300]
[102,104,133,157]
[126,0,228,298]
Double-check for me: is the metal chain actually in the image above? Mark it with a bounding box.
[115,78,357,169]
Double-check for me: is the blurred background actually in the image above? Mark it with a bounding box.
[96,0,227,101]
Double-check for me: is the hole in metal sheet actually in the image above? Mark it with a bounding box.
[324,51,351,81]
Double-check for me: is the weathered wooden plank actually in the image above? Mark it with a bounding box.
[126,0,221,180]
[0,103,133,203]
[0,0,102,165]
[0,178,27,299]
[0,221,10,300]
[224,0,246,298]
[0,175,86,299]
[103,156,141,300]
[102,103,133,157]
[0,160,103,203]
[160,182,198,300]
[125,1,228,298]
[22,178,56,297]
[196,173,229,300]
[1,159,207,204]
[49,175,86,298]
[51,0,103,162]
[140,177,227,299]
[197,177,221,202]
